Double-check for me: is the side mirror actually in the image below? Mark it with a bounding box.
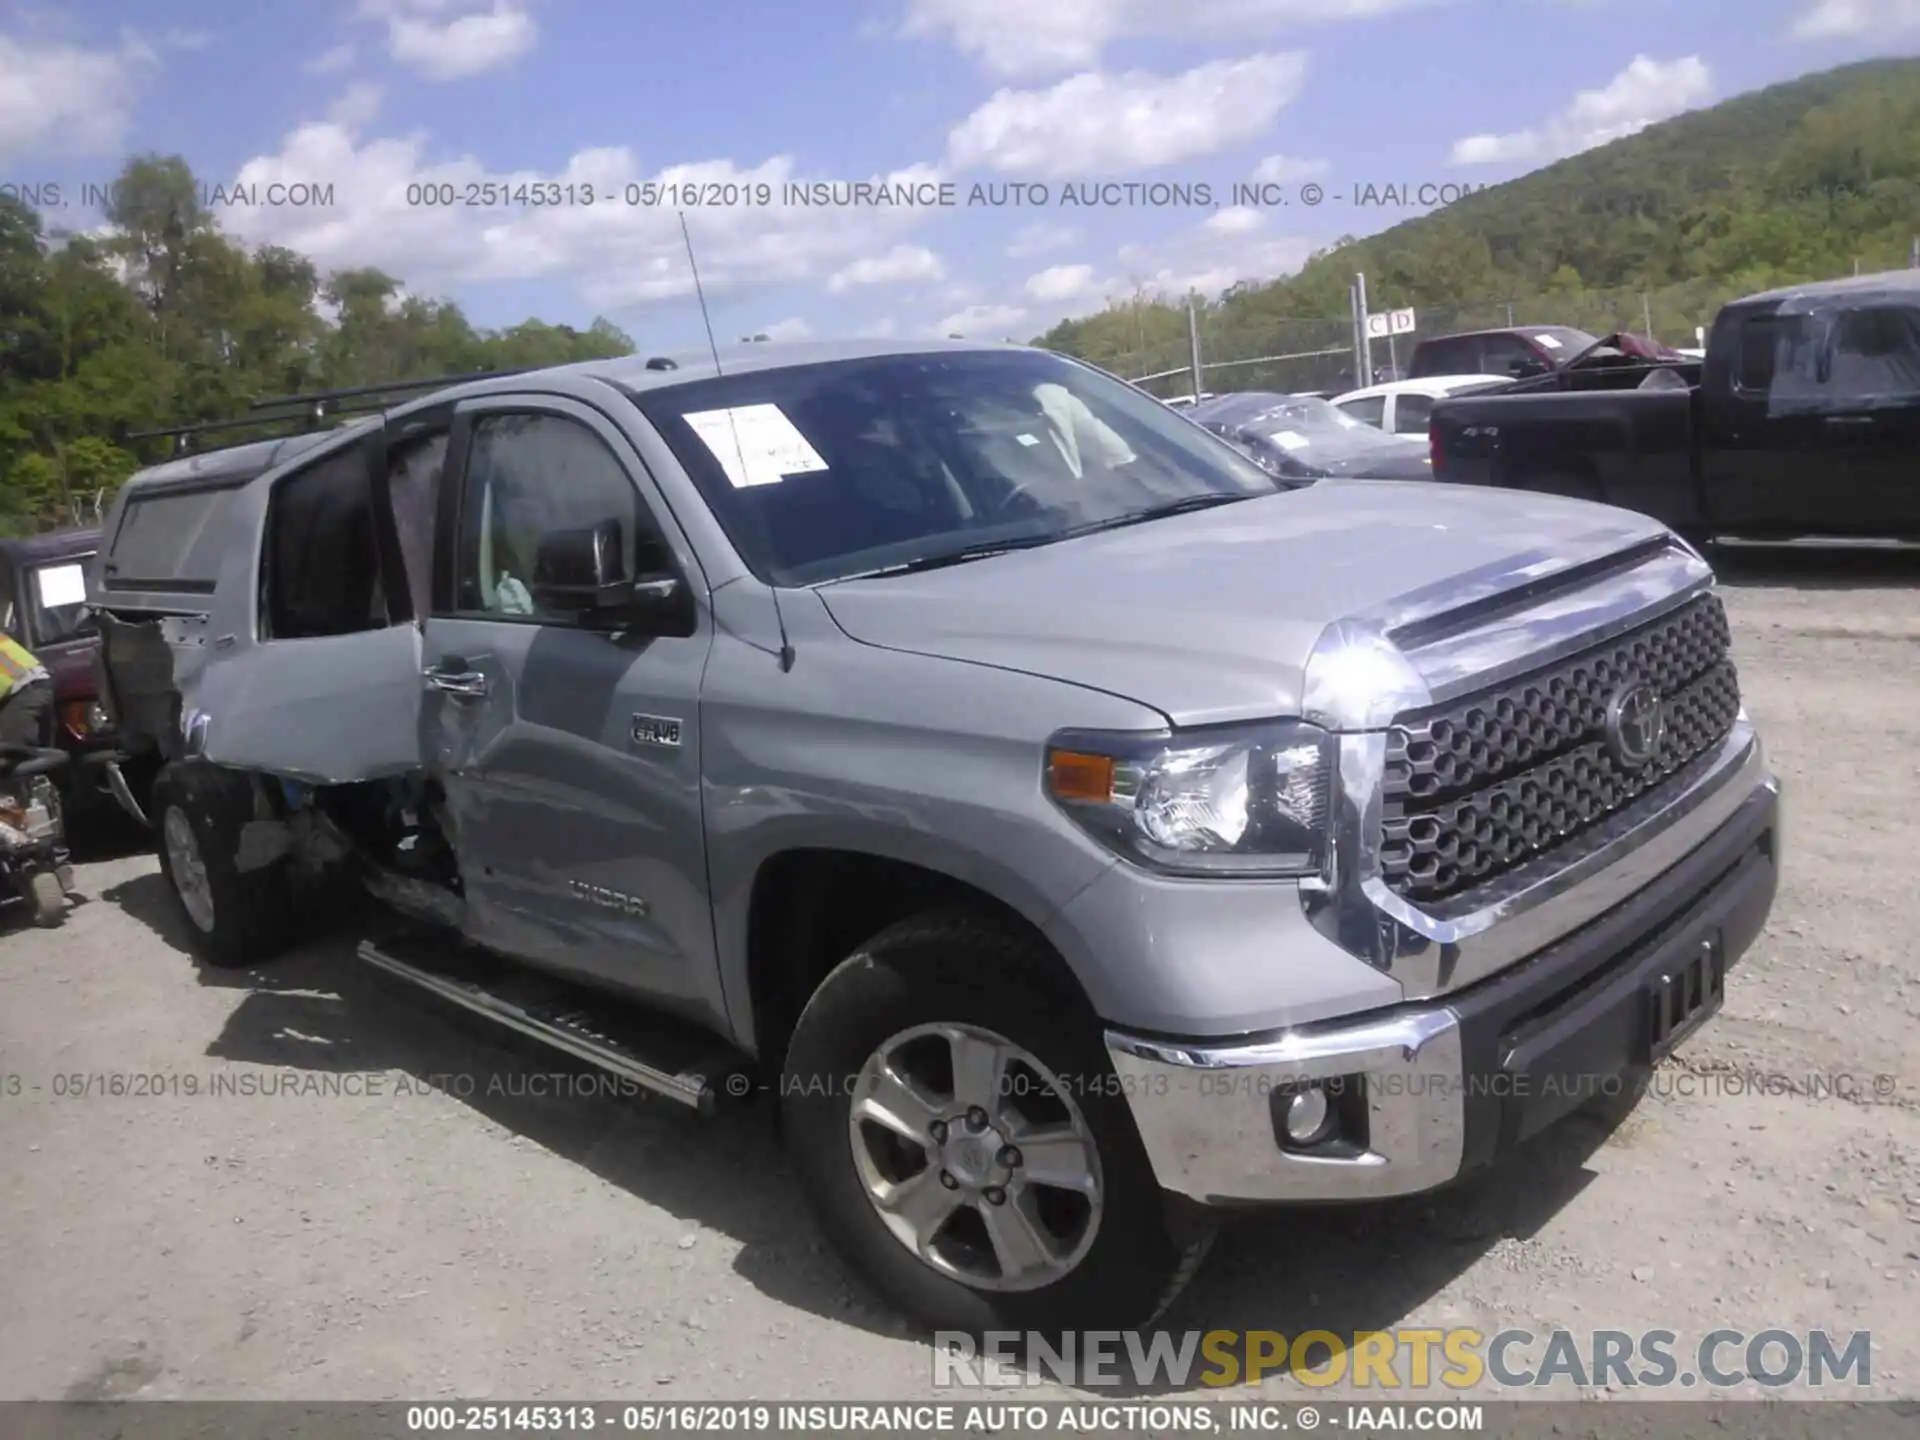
[531,520,695,635]
[532,520,630,612]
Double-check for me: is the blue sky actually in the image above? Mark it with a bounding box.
[1,0,1916,348]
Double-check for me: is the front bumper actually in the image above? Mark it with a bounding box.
[1105,772,1780,1205]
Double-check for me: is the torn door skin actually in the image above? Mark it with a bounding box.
[187,416,432,787]
[189,623,428,786]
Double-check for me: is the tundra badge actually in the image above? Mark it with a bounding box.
[631,713,682,748]
[570,880,650,917]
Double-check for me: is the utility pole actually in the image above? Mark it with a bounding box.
[1910,235,1918,268]
[1186,292,1203,400]
[1355,271,1372,384]
[1349,284,1362,387]
[1641,292,1655,340]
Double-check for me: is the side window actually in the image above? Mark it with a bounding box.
[1393,394,1434,434]
[1482,337,1552,378]
[453,412,659,622]
[104,488,230,589]
[263,445,386,640]
[0,563,17,640]
[1823,305,1920,405]
[1338,395,1386,428]
[1410,339,1473,377]
[386,431,448,620]
[1735,316,1790,394]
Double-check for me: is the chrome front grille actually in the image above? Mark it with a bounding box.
[1379,593,1740,907]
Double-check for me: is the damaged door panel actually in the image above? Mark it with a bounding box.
[421,395,720,1023]
[186,421,430,785]
[191,626,426,783]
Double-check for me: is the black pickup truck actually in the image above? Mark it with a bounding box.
[1427,270,1920,541]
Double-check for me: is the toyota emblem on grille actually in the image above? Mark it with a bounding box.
[1605,683,1666,769]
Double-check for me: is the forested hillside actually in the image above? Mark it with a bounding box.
[0,157,633,534]
[1039,56,1920,382]
[5,57,1919,532]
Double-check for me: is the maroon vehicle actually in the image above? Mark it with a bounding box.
[0,527,129,821]
[1407,326,1689,384]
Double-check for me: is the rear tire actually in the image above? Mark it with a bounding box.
[28,869,65,928]
[780,907,1215,1336]
[151,762,294,968]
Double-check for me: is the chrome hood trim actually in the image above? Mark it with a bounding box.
[1302,533,1713,732]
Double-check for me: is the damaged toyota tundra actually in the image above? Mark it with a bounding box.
[87,340,1781,1334]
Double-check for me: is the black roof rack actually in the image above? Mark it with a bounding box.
[246,366,542,412]
[125,365,545,459]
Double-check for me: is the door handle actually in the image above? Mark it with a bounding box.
[423,667,488,698]
[1822,414,1874,425]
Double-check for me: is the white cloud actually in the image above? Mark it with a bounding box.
[359,1,537,80]
[988,208,1313,335]
[1792,0,1920,35]
[307,42,358,74]
[1109,206,1316,299]
[826,244,945,292]
[328,82,385,129]
[1448,54,1712,166]
[1251,152,1328,182]
[0,31,156,162]
[223,116,945,316]
[1024,263,1097,303]
[947,53,1308,176]
[935,301,1029,337]
[900,0,1432,78]
[1205,205,1265,235]
[1006,221,1078,257]
[755,317,813,342]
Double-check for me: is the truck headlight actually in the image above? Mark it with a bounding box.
[1045,720,1333,877]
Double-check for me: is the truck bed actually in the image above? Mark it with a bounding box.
[1428,383,1704,533]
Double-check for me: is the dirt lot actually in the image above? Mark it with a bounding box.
[1,551,1916,1404]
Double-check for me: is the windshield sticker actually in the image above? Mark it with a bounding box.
[1532,333,1563,348]
[1272,431,1310,451]
[683,404,829,488]
[34,563,86,608]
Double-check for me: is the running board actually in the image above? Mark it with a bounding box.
[356,933,750,1117]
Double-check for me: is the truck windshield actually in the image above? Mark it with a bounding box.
[26,558,96,646]
[631,349,1283,585]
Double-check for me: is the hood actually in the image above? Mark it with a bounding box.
[816,481,1668,727]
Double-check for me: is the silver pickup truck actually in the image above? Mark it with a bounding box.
[87,340,1781,1335]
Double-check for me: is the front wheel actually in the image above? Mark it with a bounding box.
[780,908,1214,1335]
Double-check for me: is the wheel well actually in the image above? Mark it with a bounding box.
[745,849,1065,1072]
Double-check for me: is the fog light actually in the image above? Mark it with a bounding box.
[1281,1085,1334,1145]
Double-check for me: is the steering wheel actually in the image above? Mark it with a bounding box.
[987,477,1042,515]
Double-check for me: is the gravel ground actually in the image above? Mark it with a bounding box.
[1,551,1916,1404]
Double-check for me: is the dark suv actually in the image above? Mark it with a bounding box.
[0,528,124,816]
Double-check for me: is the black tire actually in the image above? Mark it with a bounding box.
[781,907,1215,1336]
[151,761,294,968]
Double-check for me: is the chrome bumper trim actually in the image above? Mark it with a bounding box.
[1302,720,1766,999]
[1106,1009,1464,1204]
